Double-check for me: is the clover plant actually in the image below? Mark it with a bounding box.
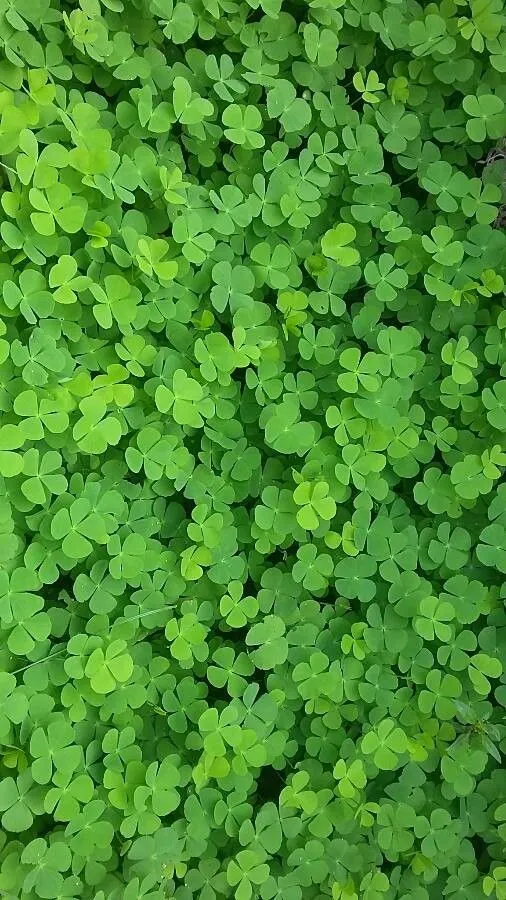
[0,1,505,899]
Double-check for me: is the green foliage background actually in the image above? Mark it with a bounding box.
[0,0,506,898]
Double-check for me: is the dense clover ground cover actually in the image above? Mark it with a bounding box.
[1,0,506,898]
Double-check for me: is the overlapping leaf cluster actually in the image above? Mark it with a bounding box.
[0,0,506,898]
